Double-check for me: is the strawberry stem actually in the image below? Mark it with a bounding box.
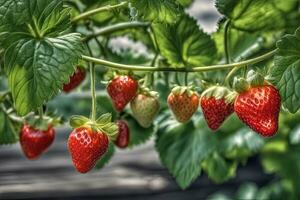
[38,107,43,120]
[90,64,96,121]
[72,1,128,23]
[224,19,232,64]
[82,49,277,73]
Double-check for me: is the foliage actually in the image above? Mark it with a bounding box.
[0,0,300,197]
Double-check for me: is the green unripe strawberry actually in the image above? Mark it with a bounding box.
[130,92,160,128]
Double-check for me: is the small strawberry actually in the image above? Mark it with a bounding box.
[200,86,234,131]
[63,67,86,93]
[107,75,138,112]
[20,124,55,160]
[130,90,160,128]
[167,86,199,123]
[68,126,109,173]
[234,70,281,137]
[115,120,130,148]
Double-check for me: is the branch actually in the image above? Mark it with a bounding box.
[72,1,128,23]
[83,22,150,41]
[81,49,277,73]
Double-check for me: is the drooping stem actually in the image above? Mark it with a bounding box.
[224,67,240,85]
[82,49,277,73]
[83,22,149,42]
[90,64,96,121]
[72,1,128,23]
[224,19,231,64]
[38,107,43,120]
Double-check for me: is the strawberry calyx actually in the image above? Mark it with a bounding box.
[25,113,63,131]
[138,85,159,98]
[201,85,237,104]
[234,70,267,93]
[171,86,197,97]
[69,114,118,141]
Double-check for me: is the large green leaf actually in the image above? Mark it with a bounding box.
[219,127,264,159]
[270,27,300,113]
[0,109,20,144]
[130,0,183,24]
[216,0,300,32]
[156,116,217,189]
[0,0,84,115]
[152,14,217,67]
[95,141,115,169]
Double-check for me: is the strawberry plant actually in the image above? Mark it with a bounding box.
[1,0,300,198]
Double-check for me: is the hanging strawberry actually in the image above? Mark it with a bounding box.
[130,87,160,128]
[200,86,235,131]
[114,120,130,148]
[107,75,138,112]
[234,70,281,137]
[63,67,86,93]
[168,86,199,123]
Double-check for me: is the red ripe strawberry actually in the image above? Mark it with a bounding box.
[167,86,199,123]
[200,86,234,131]
[68,126,109,173]
[20,124,55,160]
[63,67,86,93]
[107,75,138,112]
[234,85,281,137]
[130,92,160,128]
[115,120,130,148]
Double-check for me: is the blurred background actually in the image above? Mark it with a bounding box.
[1,0,300,199]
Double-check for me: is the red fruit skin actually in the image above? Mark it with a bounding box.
[201,97,234,131]
[63,68,86,93]
[115,120,130,148]
[68,127,109,173]
[167,92,199,123]
[234,85,281,137]
[107,76,138,112]
[20,124,55,160]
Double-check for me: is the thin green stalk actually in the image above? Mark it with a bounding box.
[83,22,149,42]
[82,49,277,73]
[72,1,128,23]
[90,64,96,121]
[224,19,231,64]
[38,107,43,119]
[184,72,188,86]
[224,67,240,85]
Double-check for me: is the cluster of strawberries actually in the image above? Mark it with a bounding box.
[18,68,281,174]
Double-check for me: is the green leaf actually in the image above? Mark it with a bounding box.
[95,141,115,169]
[270,27,300,113]
[290,125,300,145]
[219,127,264,159]
[176,0,193,7]
[152,14,217,68]
[202,152,237,183]
[0,109,20,144]
[130,0,183,24]
[216,0,300,31]
[156,117,217,189]
[0,0,84,116]
[124,114,155,148]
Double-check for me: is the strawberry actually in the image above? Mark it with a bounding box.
[167,86,199,123]
[115,120,130,148]
[200,86,234,131]
[20,124,55,160]
[63,67,86,93]
[234,85,281,137]
[107,75,138,112]
[130,91,160,128]
[68,126,109,173]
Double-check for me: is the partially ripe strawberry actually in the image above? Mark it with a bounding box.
[63,67,86,93]
[115,120,130,148]
[200,86,234,131]
[234,85,281,137]
[130,92,160,128]
[68,126,109,173]
[168,86,199,123]
[20,124,55,160]
[107,75,138,112]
